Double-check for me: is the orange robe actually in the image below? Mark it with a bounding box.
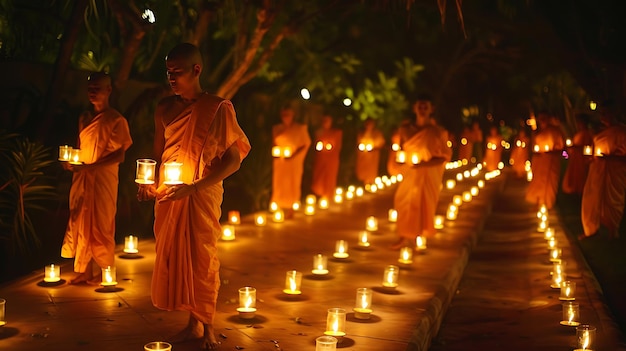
[562,130,593,194]
[61,109,132,273]
[483,135,503,171]
[581,125,626,236]
[387,130,402,176]
[152,95,250,325]
[525,125,564,209]
[509,135,529,178]
[271,122,311,209]
[394,124,452,239]
[355,128,385,184]
[311,128,343,198]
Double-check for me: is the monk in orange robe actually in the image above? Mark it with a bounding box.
[391,95,452,249]
[61,72,132,285]
[509,128,530,178]
[355,118,385,184]
[138,43,250,349]
[525,112,565,209]
[580,106,626,239]
[311,115,343,199]
[483,125,503,171]
[271,106,311,215]
[562,114,593,194]
[387,118,411,176]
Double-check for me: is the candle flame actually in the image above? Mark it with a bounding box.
[582,330,589,349]
[360,294,369,309]
[244,295,253,309]
[332,317,339,332]
[289,276,296,291]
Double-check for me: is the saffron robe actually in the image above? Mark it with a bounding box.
[311,127,343,198]
[562,130,593,194]
[581,124,626,236]
[525,125,564,209]
[394,124,451,239]
[355,128,386,184]
[483,135,503,171]
[61,108,132,272]
[271,122,311,209]
[510,135,530,178]
[152,95,250,324]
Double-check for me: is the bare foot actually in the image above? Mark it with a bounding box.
[169,318,203,343]
[68,272,93,285]
[201,324,220,350]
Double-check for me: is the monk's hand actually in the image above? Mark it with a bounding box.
[162,183,196,201]
[137,184,157,201]
[67,163,87,172]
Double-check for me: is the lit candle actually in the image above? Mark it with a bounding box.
[144,341,172,351]
[353,288,373,320]
[324,308,346,337]
[415,236,427,251]
[236,287,257,319]
[566,138,572,147]
[410,153,419,165]
[269,201,279,212]
[551,271,566,289]
[446,208,458,221]
[163,161,183,185]
[396,150,406,163]
[333,193,343,204]
[135,159,156,184]
[470,186,479,196]
[123,235,139,254]
[453,195,463,206]
[44,264,61,283]
[366,216,378,232]
[550,248,562,263]
[398,247,413,264]
[434,215,445,230]
[319,197,330,209]
[382,265,399,288]
[345,191,354,200]
[101,266,117,287]
[69,148,82,164]
[388,209,398,223]
[560,280,576,301]
[255,213,267,226]
[315,336,338,351]
[595,147,602,157]
[575,325,596,351]
[355,187,365,197]
[544,227,555,240]
[477,179,485,188]
[583,145,592,156]
[533,145,540,153]
[358,231,370,247]
[272,209,285,222]
[538,220,548,232]
[228,210,241,225]
[462,191,472,202]
[272,146,282,157]
[283,270,302,295]
[312,254,329,275]
[456,172,463,181]
[292,201,300,211]
[0,298,5,326]
[305,194,317,205]
[560,301,580,326]
[221,225,235,241]
[547,237,558,250]
[282,147,292,158]
[58,145,72,161]
[446,179,456,189]
[304,204,316,215]
[333,240,349,258]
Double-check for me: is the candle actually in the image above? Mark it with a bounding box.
[575,325,596,351]
[552,261,565,277]
[272,146,292,158]
[69,148,82,164]
[446,208,458,221]
[382,265,399,288]
[388,209,398,223]
[319,197,330,209]
[163,161,183,185]
[434,215,445,230]
[123,235,139,254]
[324,308,346,337]
[560,301,580,326]
[355,187,364,197]
[282,147,292,158]
[333,240,349,258]
[446,179,456,189]
[269,201,279,212]
[272,146,282,157]
[456,172,463,181]
[544,227,555,240]
[410,153,419,165]
[255,213,267,226]
[470,186,479,196]
[312,254,329,275]
[538,220,548,232]
[144,341,172,351]
[304,204,316,215]
[236,287,257,319]
[358,231,370,247]
[101,266,117,287]
[272,209,285,222]
[595,147,602,157]
[452,195,463,206]
[415,236,427,251]
[358,142,374,152]
[560,280,576,301]
[135,159,156,184]
[398,247,413,264]
[228,210,241,225]
[316,335,338,351]
[0,298,5,326]
[283,270,302,295]
[333,193,343,204]
[292,201,300,211]
[353,287,373,320]
[396,150,406,163]
[305,194,317,205]
[221,225,235,241]
[462,191,472,202]
[547,237,558,250]
[58,145,72,161]
[365,216,378,232]
[583,145,592,156]
[345,191,354,200]
[463,170,471,178]
[551,271,566,289]
[44,264,61,283]
[477,179,485,188]
[549,248,562,263]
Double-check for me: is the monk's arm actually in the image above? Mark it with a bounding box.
[192,145,241,191]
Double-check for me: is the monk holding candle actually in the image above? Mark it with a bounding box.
[311,115,343,199]
[356,118,385,184]
[580,102,626,239]
[562,113,593,195]
[509,127,530,178]
[137,43,250,349]
[525,112,565,210]
[391,94,452,249]
[61,72,132,285]
[271,106,311,217]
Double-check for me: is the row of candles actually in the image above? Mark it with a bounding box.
[537,205,596,350]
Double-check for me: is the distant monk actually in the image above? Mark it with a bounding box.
[61,72,132,285]
[355,118,385,184]
[580,103,626,239]
[271,106,311,216]
[137,43,250,349]
[311,115,343,199]
[483,125,503,171]
[391,94,451,249]
[509,128,530,178]
[458,125,473,162]
[562,113,593,194]
[525,112,565,209]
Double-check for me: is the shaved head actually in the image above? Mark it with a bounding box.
[166,43,203,69]
[88,72,111,87]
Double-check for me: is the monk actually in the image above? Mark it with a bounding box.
[271,106,311,216]
[61,72,132,285]
[580,104,626,239]
[562,113,593,194]
[138,43,250,350]
[311,115,343,199]
[391,95,452,249]
[509,128,530,178]
[525,112,565,210]
[483,125,503,171]
[387,118,410,176]
[355,118,385,184]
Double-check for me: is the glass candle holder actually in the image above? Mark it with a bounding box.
[395,150,406,163]
[353,287,373,319]
[333,240,349,258]
[575,324,596,351]
[333,193,343,204]
[69,148,82,164]
[551,271,566,289]
[544,227,555,240]
[283,270,302,295]
[272,209,285,222]
[477,179,485,188]
[462,191,472,202]
[292,201,301,211]
[58,145,72,161]
[398,247,413,264]
[470,186,479,196]
[305,194,317,205]
[163,161,183,185]
[345,191,354,200]
[269,201,279,212]
[124,235,139,254]
[560,280,576,301]
[324,308,346,337]
[355,187,364,197]
[135,159,156,184]
[236,287,257,319]
[228,210,241,225]
[255,213,267,226]
[101,266,117,287]
[221,225,235,241]
[144,341,172,351]
[44,264,61,283]
[316,335,338,351]
[312,254,329,275]
[552,261,566,277]
[382,265,399,288]
[446,208,458,220]
[434,215,445,230]
[547,237,558,251]
[415,236,427,251]
[318,198,330,209]
[388,209,398,223]
[560,301,580,326]
[445,179,456,189]
[366,216,378,232]
[304,204,316,216]
[452,195,463,206]
[549,248,562,263]
[0,298,5,326]
[358,231,370,247]
[538,219,548,232]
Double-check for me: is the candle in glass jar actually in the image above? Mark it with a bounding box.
[312,254,329,275]
[101,266,117,286]
[305,194,317,205]
[221,225,235,241]
[324,308,346,337]
[236,287,257,319]
[58,145,72,161]
[272,209,285,223]
[396,150,406,164]
[560,280,576,301]
[0,298,5,326]
[333,240,349,258]
[333,193,343,204]
[575,324,596,351]
[446,208,458,221]
[547,237,558,250]
[583,145,593,156]
[550,248,562,263]
[551,271,565,289]
[415,236,427,251]
[434,215,445,230]
[366,216,378,232]
[477,179,485,188]
[144,341,172,351]
[358,231,370,247]
[135,159,156,184]
[123,235,139,254]
[255,213,267,226]
[44,264,61,283]
[560,301,580,326]
[452,195,463,206]
[398,247,413,264]
[316,335,338,351]
[462,191,472,202]
[356,187,365,197]
[304,204,316,215]
[470,186,479,196]
[318,197,330,209]
[388,209,398,223]
[353,288,373,319]
[163,162,183,185]
[446,179,456,189]
[283,270,302,295]
[544,227,555,240]
[382,265,399,288]
[228,210,241,225]
[69,148,82,164]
